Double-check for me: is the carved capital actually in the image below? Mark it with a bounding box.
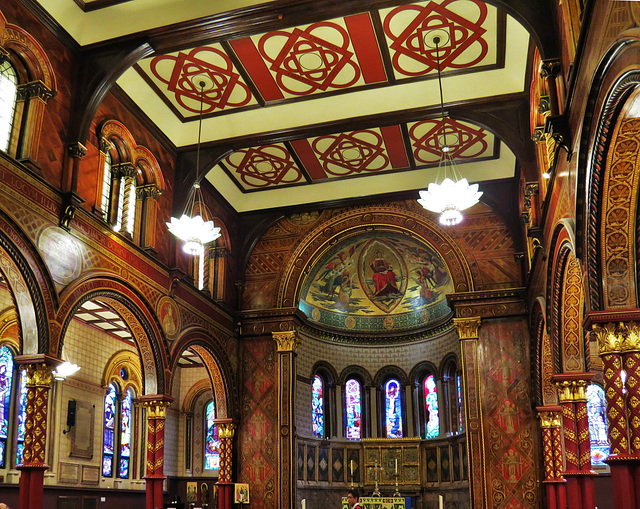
[24,363,54,389]
[592,322,624,355]
[556,381,574,403]
[453,316,481,340]
[218,422,237,439]
[16,80,56,102]
[540,59,561,79]
[538,95,551,115]
[531,126,547,143]
[136,184,162,200]
[538,406,562,428]
[525,182,539,197]
[67,142,87,159]
[138,395,174,419]
[272,330,300,352]
[112,162,137,179]
[99,136,112,154]
[553,373,595,402]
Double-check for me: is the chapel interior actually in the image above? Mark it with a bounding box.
[0,1,636,509]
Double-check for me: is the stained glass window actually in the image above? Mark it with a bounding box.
[457,374,463,432]
[102,383,117,477]
[586,384,610,466]
[0,60,18,153]
[101,151,112,217]
[345,378,361,440]
[204,400,220,470]
[119,388,133,478]
[312,375,324,438]
[385,379,403,438]
[424,375,439,438]
[16,369,27,465]
[0,346,14,468]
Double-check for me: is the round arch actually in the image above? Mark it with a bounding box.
[56,277,167,394]
[170,329,236,419]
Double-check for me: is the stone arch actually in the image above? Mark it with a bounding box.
[338,365,372,387]
[0,213,55,355]
[0,308,19,353]
[56,277,167,394]
[373,365,408,387]
[576,33,640,311]
[170,328,235,419]
[410,361,440,383]
[182,379,212,413]
[102,350,144,396]
[277,206,475,309]
[310,360,338,385]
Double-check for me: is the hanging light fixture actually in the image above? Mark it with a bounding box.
[167,75,221,255]
[417,31,482,226]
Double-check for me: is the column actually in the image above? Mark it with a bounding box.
[139,395,173,509]
[552,373,596,509]
[136,184,162,251]
[214,419,237,509]
[540,59,561,117]
[272,330,300,509]
[14,355,60,509]
[537,406,565,509]
[15,81,56,164]
[452,316,486,508]
[591,321,638,508]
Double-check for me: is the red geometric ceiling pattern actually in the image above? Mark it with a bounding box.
[219,119,497,191]
[138,0,499,117]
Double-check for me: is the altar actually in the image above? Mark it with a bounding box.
[341,497,407,509]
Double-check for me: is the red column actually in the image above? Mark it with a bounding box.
[551,423,567,509]
[214,419,237,509]
[574,381,596,509]
[15,356,60,509]
[590,320,637,509]
[538,406,563,509]
[139,395,173,509]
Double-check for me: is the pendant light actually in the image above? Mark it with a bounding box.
[417,31,482,226]
[167,75,221,255]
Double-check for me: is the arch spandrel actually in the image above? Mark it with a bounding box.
[56,278,168,395]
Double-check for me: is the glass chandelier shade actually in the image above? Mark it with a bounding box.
[417,32,482,225]
[167,75,222,255]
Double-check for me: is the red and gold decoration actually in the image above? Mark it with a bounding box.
[552,373,596,509]
[139,395,173,509]
[214,419,238,509]
[537,406,566,509]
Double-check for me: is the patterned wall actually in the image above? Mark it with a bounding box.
[237,338,277,509]
[477,319,538,509]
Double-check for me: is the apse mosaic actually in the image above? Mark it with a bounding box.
[298,232,454,332]
[218,119,497,192]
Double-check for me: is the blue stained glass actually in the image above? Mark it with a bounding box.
[312,375,324,438]
[16,369,27,464]
[424,375,439,438]
[586,384,610,466]
[102,383,117,476]
[345,378,361,440]
[457,374,463,431]
[119,388,133,478]
[385,379,403,438]
[119,458,129,478]
[204,400,220,470]
[0,346,14,468]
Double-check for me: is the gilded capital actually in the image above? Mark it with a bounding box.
[453,316,481,340]
[24,363,54,389]
[136,184,162,200]
[572,380,588,403]
[140,400,172,419]
[540,59,561,79]
[556,381,574,403]
[592,323,623,355]
[273,330,300,352]
[620,321,640,352]
[538,410,561,429]
[218,422,236,439]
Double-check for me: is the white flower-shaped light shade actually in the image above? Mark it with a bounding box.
[166,214,222,255]
[418,178,483,226]
[54,361,81,381]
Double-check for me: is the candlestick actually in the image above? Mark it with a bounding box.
[350,460,354,476]
[439,494,444,509]
[395,458,398,474]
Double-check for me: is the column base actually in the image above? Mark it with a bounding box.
[18,465,47,509]
[144,475,166,509]
[605,454,640,509]
[217,481,234,509]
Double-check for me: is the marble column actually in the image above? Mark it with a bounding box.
[14,355,60,509]
[139,395,173,509]
[214,419,237,509]
[273,330,300,509]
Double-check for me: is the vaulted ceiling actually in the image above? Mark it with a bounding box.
[33,0,554,216]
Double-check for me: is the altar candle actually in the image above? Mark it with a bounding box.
[439,494,444,509]
[350,460,354,476]
[395,458,398,474]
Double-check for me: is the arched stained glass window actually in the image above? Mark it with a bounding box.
[345,378,361,440]
[385,379,403,438]
[0,345,14,467]
[0,61,18,153]
[119,388,134,478]
[102,383,117,477]
[101,151,112,217]
[204,400,220,470]
[424,374,439,438]
[457,374,463,431]
[312,375,324,438]
[586,384,610,466]
[16,369,27,465]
